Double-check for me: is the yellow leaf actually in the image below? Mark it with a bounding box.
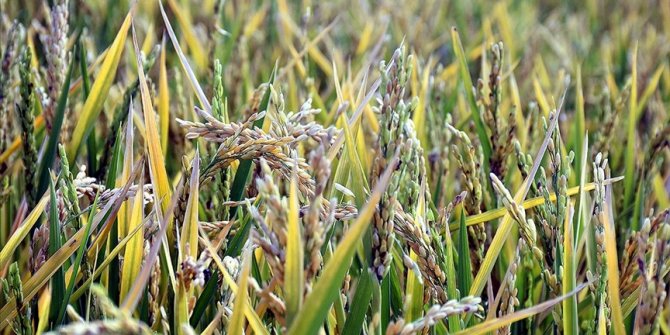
[243,4,268,37]
[602,193,626,335]
[71,216,146,302]
[228,251,252,335]
[158,37,170,155]
[120,176,145,299]
[179,152,200,263]
[355,21,374,55]
[159,0,211,113]
[117,108,135,239]
[636,64,664,117]
[131,20,172,222]
[533,76,551,116]
[327,79,381,162]
[175,153,200,333]
[455,283,588,335]
[452,177,623,231]
[36,284,51,335]
[0,196,48,270]
[0,171,136,328]
[285,172,304,325]
[67,12,132,161]
[653,175,670,208]
[469,101,564,297]
[199,226,269,335]
[0,116,44,165]
[165,0,207,69]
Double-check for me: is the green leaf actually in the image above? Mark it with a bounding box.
[562,204,578,335]
[79,40,97,174]
[342,270,374,334]
[443,215,460,332]
[48,176,65,326]
[67,11,131,162]
[451,28,492,180]
[469,93,565,296]
[380,273,391,330]
[287,153,399,335]
[572,65,585,186]
[225,212,252,257]
[575,136,589,243]
[623,43,637,228]
[0,164,136,329]
[190,271,219,327]
[469,90,564,297]
[57,190,101,324]
[105,125,125,304]
[456,206,472,297]
[454,283,589,335]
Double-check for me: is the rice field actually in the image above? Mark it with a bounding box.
[0,0,669,334]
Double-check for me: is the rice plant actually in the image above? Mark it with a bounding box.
[0,0,669,334]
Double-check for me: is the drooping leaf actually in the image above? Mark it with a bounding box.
[454,283,589,335]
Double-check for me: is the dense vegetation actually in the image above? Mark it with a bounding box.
[0,0,669,334]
